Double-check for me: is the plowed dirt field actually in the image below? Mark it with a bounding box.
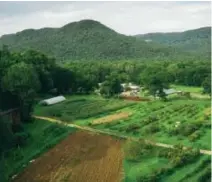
[13,131,124,182]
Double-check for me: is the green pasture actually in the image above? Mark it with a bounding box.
[170,84,203,93]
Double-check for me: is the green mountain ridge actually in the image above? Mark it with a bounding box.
[135,27,211,57]
[0,20,210,61]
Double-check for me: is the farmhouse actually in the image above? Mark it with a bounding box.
[39,96,66,106]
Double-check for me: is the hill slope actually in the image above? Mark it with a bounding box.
[136,27,211,57]
[0,19,197,61]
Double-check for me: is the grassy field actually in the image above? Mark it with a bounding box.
[91,99,211,150]
[2,119,76,181]
[170,84,203,93]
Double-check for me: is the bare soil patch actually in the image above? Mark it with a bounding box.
[92,112,130,125]
[13,131,123,182]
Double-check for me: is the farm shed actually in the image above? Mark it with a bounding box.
[121,83,140,92]
[40,96,66,106]
[0,108,20,125]
[157,89,181,95]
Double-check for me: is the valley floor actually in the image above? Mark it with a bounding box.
[6,94,211,182]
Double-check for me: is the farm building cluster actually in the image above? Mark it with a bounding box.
[97,82,188,100]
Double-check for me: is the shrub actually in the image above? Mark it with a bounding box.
[123,139,153,161]
[177,124,198,136]
[125,124,140,132]
[188,131,201,142]
[145,124,160,134]
[163,144,200,167]
[14,132,31,147]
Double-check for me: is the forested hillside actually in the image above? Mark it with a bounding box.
[136,27,211,58]
[0,19,205,61]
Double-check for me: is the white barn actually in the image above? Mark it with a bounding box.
[40,96,66,106]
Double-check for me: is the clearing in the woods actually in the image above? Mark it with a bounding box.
[13,131,124,182]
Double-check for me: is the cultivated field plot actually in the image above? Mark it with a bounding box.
[92,112,130,125]
[93,99,211,149]
[34,97,134,122]
[13,131,124,182]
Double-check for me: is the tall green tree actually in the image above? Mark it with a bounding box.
[100,72,123,97]
[2,62,40,122]
[141,71,169,100]
[202,76,211,95]
[52,66,74,94]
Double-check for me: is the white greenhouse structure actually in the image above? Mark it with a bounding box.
[39,96,66,106]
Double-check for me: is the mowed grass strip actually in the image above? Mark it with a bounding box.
[13,131,124,182]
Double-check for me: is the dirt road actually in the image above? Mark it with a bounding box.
[34,116,212,156]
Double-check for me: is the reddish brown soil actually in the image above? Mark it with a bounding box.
[13,131,124,182]
[92,112,130,125]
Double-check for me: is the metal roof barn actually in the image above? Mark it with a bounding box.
[40,96,66,106]
[163,89,180,95]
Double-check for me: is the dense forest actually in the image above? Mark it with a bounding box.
[136,27,211,58]
[0,20,210,61]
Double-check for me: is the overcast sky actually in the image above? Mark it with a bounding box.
[0,1,211,36]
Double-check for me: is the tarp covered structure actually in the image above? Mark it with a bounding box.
[40,96,66,106]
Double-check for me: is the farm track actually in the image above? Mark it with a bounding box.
[34,116,212,156]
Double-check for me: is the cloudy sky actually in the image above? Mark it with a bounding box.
[0,1,211,36]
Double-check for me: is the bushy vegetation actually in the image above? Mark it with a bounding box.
[123,139,153,161]
[159,144,200,167]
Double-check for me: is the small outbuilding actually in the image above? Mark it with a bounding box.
[157,89,181,96]
[39,96,66,106]
[121,83,140,92]
[0,108,20,125]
